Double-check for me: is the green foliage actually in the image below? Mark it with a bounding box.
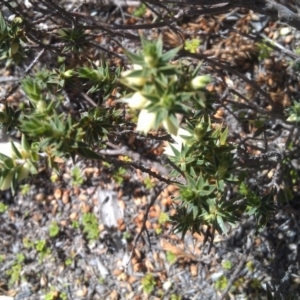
[58,27,88,53]
[65,258,73,266]
[6,253,25,286]
[98,277,105,284]
[6,262,23,286]
[49,221,60,238]
[44,288,61,300]
[20,183,30,195]
[286,100,300,123]
[112,167,127,185]
[0,33,283,245]
[78,62,121,96]
[143,176,155,189]
[239,182,274,228]
[222,260,232,270]
[0,254,5,263]
[214,275,228,290]
[184,38,201,53]
[0,136,38,194]
[132,4,147,17]
[141,273,156,294]
[16,253,25,264]
[23,237,34,249]
[0,202,8,213]
[170,295,182,300]
[71,166,84,187]
[78,107,118,145]
[246,260,255,272]
[81,212,99,241]
[71,220,80,229]
[0,12,27,65]
[35,239,51,261]
[166,251,177,265]
[60,292,68,300]
[158,212,169,225]
[250,278,262,289]
[257,40,273,60]
[123,231,132,240]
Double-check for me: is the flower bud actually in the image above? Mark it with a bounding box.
[121,70,147,86]
[190,75,211,90]
[63,69,74,78]
[18,162,30,181]
[36,100,47,113]
[121,92,149,110]
[287,114,297,122]
[144,55,158,68]
[194,122,208,140]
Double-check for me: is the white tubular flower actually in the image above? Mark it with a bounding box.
[121,70,147,87]
[0,140,30,160]
[162,117,179,136]
[190,75,211,90]
[163,128,192,156]
[121,92,150,110]
[132,64,143,70]
[136,109,157,134]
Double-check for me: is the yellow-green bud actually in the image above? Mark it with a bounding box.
[36,100,47,113]
[194,122,208,140]
[63,69,74,78]
[121,70,147,86]
[287,114,297,122]
[190,75,211,90]
[144,55,158,68]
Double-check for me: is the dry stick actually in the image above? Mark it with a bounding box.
[219,234,252,300]
[125,182,167,271]
[0,49,45,103]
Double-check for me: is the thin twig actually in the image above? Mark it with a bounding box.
[125,182,167,271]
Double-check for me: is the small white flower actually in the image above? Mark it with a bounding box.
[121,70,147,87]
[0,140,30,160]
[0,141,21,158]
[132,64,143,70]
[136,109,157,134]
[120,92,150,110]
[163,128,192,156]
[190,75,211,90]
